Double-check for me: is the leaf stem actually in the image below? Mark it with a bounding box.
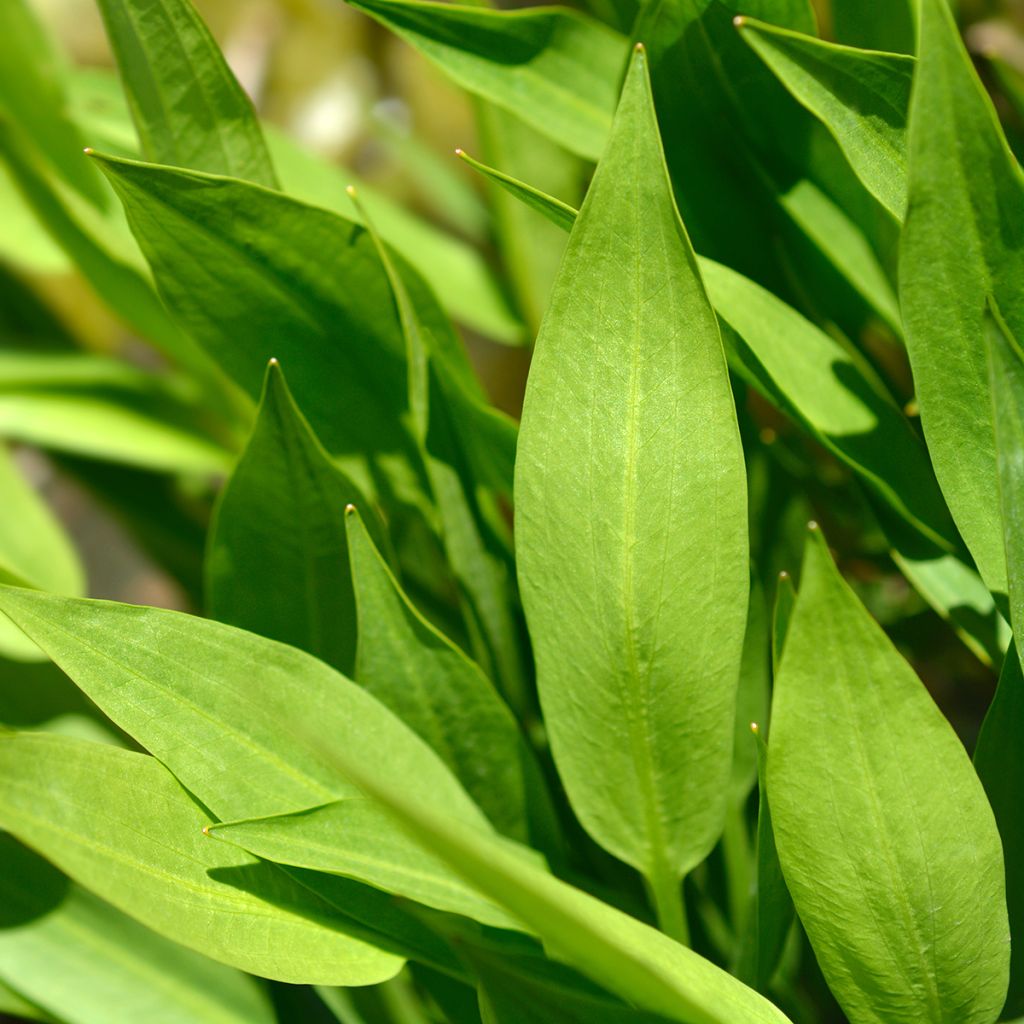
[646,861,689,946]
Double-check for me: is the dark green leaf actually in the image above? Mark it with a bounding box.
[207,362,374,675]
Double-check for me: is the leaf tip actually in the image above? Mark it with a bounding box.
[345,503,357,516]
[750,721,760,735]
[633,41,646,54]
[732,14,747,28]
[83,147,94,157]
[345,184,358,199]
[201,825,211,837]
[454,147,464,157]
[778,570,790,580]
[267,356,280,368]
[807,520,819,533]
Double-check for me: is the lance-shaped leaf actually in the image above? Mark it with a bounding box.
[898,0,1024,597]
[345,0,627,161]
[830,0,915,55]
[95,0,278,187]
[0,444,83,662]
[306,720,793,1024]
[0,587,490,829]
[736,19,912,219]
[0,733,403,986]
[515,47,749,935]
[768,527,1010,1024]
[975,645,1024,1020]
[207,362,374,676]
[0,835,276,1024]
[345,508,551,844]
[0,587,518,938]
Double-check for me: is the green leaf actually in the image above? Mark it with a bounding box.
[770,571,796,674]
[467,946,672,1024]
[0,835,276,1024]
[768,526,1010,1024]
[514,47,748,936]
[0,0,108,208]
[0,392,231,475]
[0,444,83,662]
[0,732,403,986]
[345,507,550,844]
[898,0,1024,597]
[736,19,912,220]
[830,0,916,55]
[975,645,1024,1020]
[0,981,51,1023]
[88,152,408,458]
[207,361,373,675]
[455,148,577,233]
[208,800,525,931]
[302,721,793,1024]
[95,0,278,187]
[736,726,793,994]
[0,586,519,944]
[986,303,1024,666]
[345,0,627,161]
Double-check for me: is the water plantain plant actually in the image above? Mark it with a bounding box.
[0,0,1022,1022]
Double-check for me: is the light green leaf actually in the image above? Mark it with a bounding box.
[898,0,1024,597]
[514,47,748,935]
[207,361,373,675]
[0,586,517,945]
[304,720,793,1024]
[95,0,278,187]
[0,393,231,475]
[345,0,627,161]
[0,732,403,986]
[345,507,550,844]
[0,981,51,1023]
[768,526,1010,1024]
[0,0,107,208]
[209,800,524,931]
[975,645,1024,1020]
[737,19,912,219]
[0,444,83,662]
[0,835,276,1024]
[0,587,489,830]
